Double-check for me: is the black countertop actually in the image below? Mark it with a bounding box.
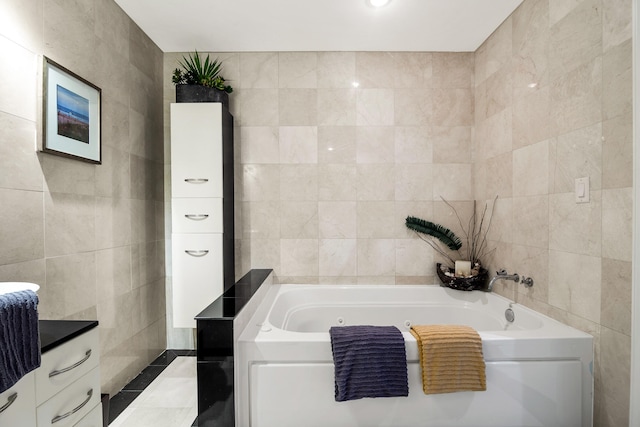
[39,320,98,353]
[195,269,272,320]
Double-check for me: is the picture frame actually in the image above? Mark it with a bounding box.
[42,57,102,164]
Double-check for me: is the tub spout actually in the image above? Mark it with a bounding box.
[486,269,519,292]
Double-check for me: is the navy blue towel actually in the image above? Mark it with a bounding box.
[0,290,41,393]
[330,325,408,402]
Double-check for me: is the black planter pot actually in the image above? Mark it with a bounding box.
[175,84,229,107]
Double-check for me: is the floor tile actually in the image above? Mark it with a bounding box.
[109,356,197,426]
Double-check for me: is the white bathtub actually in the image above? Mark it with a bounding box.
[237,285,593,427]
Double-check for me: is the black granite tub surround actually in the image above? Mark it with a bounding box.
[195,268,273,427]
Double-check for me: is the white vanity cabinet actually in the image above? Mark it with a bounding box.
[35,327,100,427]
[0,372,37,426]
[0,323,101,427]
[170,103,235,328]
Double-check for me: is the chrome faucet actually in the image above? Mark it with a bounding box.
[486,269,520,292]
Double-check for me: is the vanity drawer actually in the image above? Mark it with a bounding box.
[0,372,36,426]
[172,198,223,233]
[36,367,100,427]
[72,398,103,427]
[36,328,99,405]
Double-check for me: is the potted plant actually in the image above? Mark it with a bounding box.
[405,196,497,291]
[172,51,233,106]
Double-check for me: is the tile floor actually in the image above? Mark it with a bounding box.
[109,355,198,427]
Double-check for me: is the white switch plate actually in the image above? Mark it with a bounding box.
[575,177,590,203]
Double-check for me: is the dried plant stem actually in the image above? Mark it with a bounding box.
[440,195,498,266]
[414,232,458,266]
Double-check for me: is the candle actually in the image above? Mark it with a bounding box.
[455,260,471,277]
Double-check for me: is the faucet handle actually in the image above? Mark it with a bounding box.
[496,269,508,275]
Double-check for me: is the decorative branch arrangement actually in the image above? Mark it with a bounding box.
[405,196,498,270]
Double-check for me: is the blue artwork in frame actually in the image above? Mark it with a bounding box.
[43,57,101,164]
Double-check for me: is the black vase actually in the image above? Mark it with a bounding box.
[175,84,229,107]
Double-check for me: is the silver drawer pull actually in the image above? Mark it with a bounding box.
[185,250,209,257]
[49,349,92,378]
[51,389,93,424]
[185,214,209,221]
[0,393,17,414]
[184,178,208,184]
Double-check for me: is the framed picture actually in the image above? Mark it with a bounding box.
[42,57,102,164]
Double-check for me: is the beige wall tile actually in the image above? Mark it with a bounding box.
[549,0,602,79]
[356,164,395,201]
[599,327,631,421]
[394,52,432,88]
[280,165,318,201]
[0,37,37,121]
[279,126,318,164]
[356,239,395,276]
[550,57,602,136]
[278,52,317,88]
[357,201,395,239]
[279,89,318,126]
[431,126,471,164]
[236,89,279,126]
[279,201,318,239]
[356,126,394,164]
[0,112,42,191]
[239,52,278,89]
[318,201,357,238]
[513,140,549,196]
[394,88,431,126]
[548,123,602,193]
[242,201,280,240]
[602,0,632,52]
[512,195,548,248]
[600,258,631,336]
[432,164,472,201]
[432,52,474,89]
[395,238,432,276]
[317,52,356,89]
[318,126,356,164]
[242,164,280,201]
[512,87,550,149]
[602,113,632,189]
[355,52,396,89]
[44,192,95,257]
[317,89,357,126]
[319,239,357,276]
[318,164,356,201]
[432,88,473,126]
[395,126,432,164]
[601,188,632,262]
[41,252,97,319]
[280,239,319,276]
[548,250,601,322]
[0,189,44,265]
[549,192,602,256]
[240,127,280,164]
[356,88,394,126]
[602,39,632,121]
[395,164,433,201]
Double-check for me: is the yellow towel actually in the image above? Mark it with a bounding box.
[410,325,486,395]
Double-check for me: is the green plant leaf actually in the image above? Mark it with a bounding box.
[405,216,462,251]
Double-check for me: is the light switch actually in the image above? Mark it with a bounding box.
[575,177,590,203]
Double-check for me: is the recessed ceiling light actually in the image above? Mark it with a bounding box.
[367,0,391,8]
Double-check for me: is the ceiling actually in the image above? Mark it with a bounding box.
[113,0,524,53]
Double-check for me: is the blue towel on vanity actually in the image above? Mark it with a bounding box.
[0,290,41,393]
[329,325,408,402]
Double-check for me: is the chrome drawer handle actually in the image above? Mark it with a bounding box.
[185,214,209,221]
[0,393,17,414]
[185,250,209,257]
[51,389,93,424]
[184,178,208,184]
[49,349,92,378]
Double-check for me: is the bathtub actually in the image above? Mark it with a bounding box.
[237,285,593,427]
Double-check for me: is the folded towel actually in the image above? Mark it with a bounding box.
[410,324,486,395]
[0,290,41,393]
[330,325,408,402]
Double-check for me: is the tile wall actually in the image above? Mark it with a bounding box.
[163,50,477,287]
[0,0,166,396]
[164,2,633,425]
[474,0,633,426]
